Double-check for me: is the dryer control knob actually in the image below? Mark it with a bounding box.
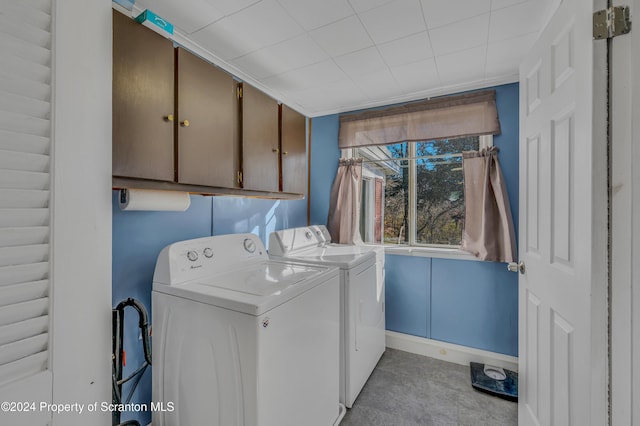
[186,250,198,261]
[203,248,213,258]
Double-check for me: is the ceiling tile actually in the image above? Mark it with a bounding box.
[421,0,491,29]
[353,69,402,101]
[276,0,354,30]
[226,0,304,48]
[206,0,261,15]
[191,16,262,59]
[334,47,388,79]
[261,59,348,93]
[378,32,433,67]
[428,13,490,56]
[436,45,486,85]
[191,0,305,59]
[233,34,329,79]
[293,79,368,112]
[231,50,277,80]
[359,0,426,44]
[485,31,537,77]
[348,0,395,13]
[489,1,546,42]
[135,0,224,34]
[310,15,373,56]
[491,0,530,10]
[390,58,439,92]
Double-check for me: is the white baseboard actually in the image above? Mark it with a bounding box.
[385,331,519,372]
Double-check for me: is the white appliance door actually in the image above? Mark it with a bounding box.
[518,0,608,424]
[346,262,384,407]
[258,276,340,426]
[153,275,341,426]
[152,292,256,426]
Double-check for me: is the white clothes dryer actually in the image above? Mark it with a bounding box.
[269,227,385,408]
[152,233,343,426]
[311,225,385,307]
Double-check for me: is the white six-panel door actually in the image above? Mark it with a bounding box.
[518,0,608,424]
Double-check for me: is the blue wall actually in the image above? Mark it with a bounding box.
[310,114,341,226]
[112,192,306,425]
[310,83,520,357]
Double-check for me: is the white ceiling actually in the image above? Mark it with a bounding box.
[130,0,556,117]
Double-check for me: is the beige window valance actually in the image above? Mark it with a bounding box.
[338,90,501,149]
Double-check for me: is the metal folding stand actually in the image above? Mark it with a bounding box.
[112,298,152,426]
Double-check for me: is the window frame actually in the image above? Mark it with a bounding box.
[344,135,493,259]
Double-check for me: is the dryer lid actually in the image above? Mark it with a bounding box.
[272,246,376,269]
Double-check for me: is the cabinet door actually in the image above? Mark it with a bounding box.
[112,10,175,181]
[281,105,307,194]
[177,48,237,188]
[241,84,279,192]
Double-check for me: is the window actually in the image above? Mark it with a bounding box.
[354,135,492,248]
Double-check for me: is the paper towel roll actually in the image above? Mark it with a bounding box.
[119,189,191,211]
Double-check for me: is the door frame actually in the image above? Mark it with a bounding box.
[610,0,639,424]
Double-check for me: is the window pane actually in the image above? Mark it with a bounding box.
[376,143,409,244]
[414,137,479,246]
[354,136,482,247]
[384,168,408,244]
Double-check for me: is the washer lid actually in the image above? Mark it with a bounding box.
[193,262,322,296]
[272,246,376,269]
[153,260,338,316]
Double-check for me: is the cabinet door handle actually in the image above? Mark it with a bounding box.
[272,148,279,154]
[163,114,174,122]
[180,119,190,127]
[283,151,288,156]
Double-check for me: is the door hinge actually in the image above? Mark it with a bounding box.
[237,86,243,99]
[593,6,631,40]
[237,170,243,186]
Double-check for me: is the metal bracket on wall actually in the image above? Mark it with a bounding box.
[593,6,631,40]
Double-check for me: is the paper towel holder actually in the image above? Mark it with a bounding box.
[118,188,191,212]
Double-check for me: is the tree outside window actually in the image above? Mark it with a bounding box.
[357,135,489,248]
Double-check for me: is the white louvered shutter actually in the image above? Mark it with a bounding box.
[0,0,53,423]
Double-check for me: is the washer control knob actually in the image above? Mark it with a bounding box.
[186,250,199,261]
[305,231,313,239]
[243,238,256,253]
[203,247,213,258]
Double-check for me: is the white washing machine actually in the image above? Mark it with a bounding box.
[152,233,343,426]
[269,227,385,408]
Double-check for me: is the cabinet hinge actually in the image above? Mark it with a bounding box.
[593,6,631,40]
[237,171,243,185]
[237,86,243,99]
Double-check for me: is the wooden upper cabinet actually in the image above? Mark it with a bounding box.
[176,48,237,188]
[281,105,307,194]
[241,84,279,192]
[112,10,175,181]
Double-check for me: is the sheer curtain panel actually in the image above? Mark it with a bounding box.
[327,158,363,244]
[461,147,516,262]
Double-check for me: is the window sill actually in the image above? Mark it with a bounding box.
[382,245,480,261]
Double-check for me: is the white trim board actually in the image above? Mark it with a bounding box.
[385,331,519,373]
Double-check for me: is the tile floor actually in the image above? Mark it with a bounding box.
[340,348,518,426]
